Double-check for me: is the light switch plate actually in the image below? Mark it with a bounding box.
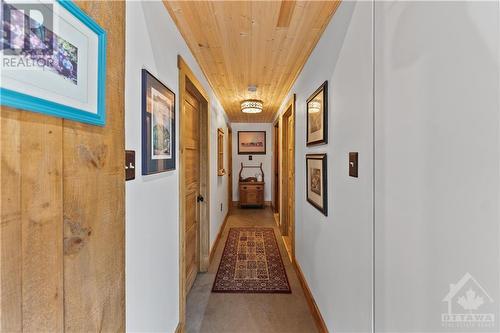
[125,150,136,181]
[349,152,358,178]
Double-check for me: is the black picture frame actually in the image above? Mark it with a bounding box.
[306,81,328,146]
[141,69,176,175]
[237,131,266,155]
[306,154,328,216]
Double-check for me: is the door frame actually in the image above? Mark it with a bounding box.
[273,119,280,217]
[178,55,210,332]
[227,125,233,211]
[280,94,296,263]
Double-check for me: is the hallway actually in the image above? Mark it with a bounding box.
[1,1,499,332]
[186,208,317,333]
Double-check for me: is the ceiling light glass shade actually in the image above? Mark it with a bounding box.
[308,100,321,113]
[241,99,263,113]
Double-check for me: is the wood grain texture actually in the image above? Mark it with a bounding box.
[238,182,265,207]
[178,56,211,333]
[164,0,341,122]
[272,121,280,215]
[280,95,295,262]
[285,95,295,262]
[277,1,296,28]
[21,113,64,332]
[0,1,125,331]
[217,128,225,176]
[198,93,210,273]
[63,1,125,332]
[184,90,200,295]
[1,110,64,333]
[227,128,233,210]
[0,108,22,332]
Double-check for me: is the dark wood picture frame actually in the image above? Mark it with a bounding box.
[306,81,328,146]
[237,131,266,155]
[141,69,176,175]
[306,154,328,216]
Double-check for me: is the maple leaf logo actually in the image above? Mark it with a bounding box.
[457,289,484,312]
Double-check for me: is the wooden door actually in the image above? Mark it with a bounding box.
[0,2,125,331]
[280,96,295,262]
[228,127,233,210]
[274,123,280,214]
[184,90,200,294]
[286,116,294,238]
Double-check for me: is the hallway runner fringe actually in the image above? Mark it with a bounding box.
[212,227,291,293]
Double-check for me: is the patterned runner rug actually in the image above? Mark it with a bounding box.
[212,227,291,293]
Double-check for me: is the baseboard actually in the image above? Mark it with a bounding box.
[209,212,229,264]
[273,212,280,227]
[232,201,272,208]
[293,260,329,333]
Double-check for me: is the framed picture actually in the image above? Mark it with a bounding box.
[0,0,107,126]
[306,154,327,216]
[306,81,328,145]
[238,131,266,155]
[142,69,176,174]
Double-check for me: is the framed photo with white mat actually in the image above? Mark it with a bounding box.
[306,153,327,216]
[141,69,176,174]
[306,81,328,146]
[0,0,107,126]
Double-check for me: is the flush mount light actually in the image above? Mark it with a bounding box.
[241,99,263,114]
[308,100,321,113]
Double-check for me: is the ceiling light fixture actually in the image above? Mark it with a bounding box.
[241,99,263,114]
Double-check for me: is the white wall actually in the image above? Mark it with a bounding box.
[275,2,374,332]
[231,123,273,202]
[210,107,230,248]
[274,2,500,332]
[125,1,499,332]
[374,1,500,332]
[125,1,228,331]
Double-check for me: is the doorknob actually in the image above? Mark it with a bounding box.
[197,195,204,202]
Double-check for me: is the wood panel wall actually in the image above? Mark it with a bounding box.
[0,1,125,332]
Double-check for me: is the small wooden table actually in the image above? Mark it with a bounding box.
[239,181,265,208]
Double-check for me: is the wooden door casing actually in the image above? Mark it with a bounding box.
[280,95,295,263]
[178,55,211,333]
[287,115,294,238]
[274,122,280,214]
[183,90,200,294]
[228,127,233,210]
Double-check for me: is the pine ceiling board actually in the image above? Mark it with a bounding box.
[277,0,296,28]
[164,0,340,122]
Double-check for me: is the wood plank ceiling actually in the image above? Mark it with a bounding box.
[163,1,341,122]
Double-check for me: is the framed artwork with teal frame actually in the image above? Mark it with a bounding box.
[0,0,107,126]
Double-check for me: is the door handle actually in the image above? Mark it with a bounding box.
[197,195,204,203]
